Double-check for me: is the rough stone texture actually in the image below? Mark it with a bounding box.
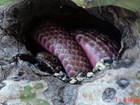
[0,0,140,105]
[76,61,140,105]
[116,78,130,89]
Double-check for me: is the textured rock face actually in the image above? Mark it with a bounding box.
[76,62,140,105]
[0,0,140,105]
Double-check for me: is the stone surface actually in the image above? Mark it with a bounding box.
[0,0,140,105]
[116,78,130,89]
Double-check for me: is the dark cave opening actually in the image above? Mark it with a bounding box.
[23,4,122,56]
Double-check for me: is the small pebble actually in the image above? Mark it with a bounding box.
[62,76,71,82]
[87,72,94,78]
[54,73,60,77]
[92,67,100,73]
[70,78,77,84]
[112,60,121,69]
[123,58,133,67]
[101,57,113,64]
[76,76,86,82]
[95,62,106,70]
[58,71,65,77]
[102,88,116,102]
[116,78,129,89]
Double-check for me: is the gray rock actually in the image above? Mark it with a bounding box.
[102,88,116,102]
[116,78,130,89]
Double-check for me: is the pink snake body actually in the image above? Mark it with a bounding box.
[33,22,119,78]
[75,30,119,67]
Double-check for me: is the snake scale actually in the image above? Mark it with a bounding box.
[33,22,119,83]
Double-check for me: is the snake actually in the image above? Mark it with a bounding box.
[32,22,119,83]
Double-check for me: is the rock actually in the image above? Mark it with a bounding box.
[102,88,116,102]
[116,78,130,89]
[0,0,140,105]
